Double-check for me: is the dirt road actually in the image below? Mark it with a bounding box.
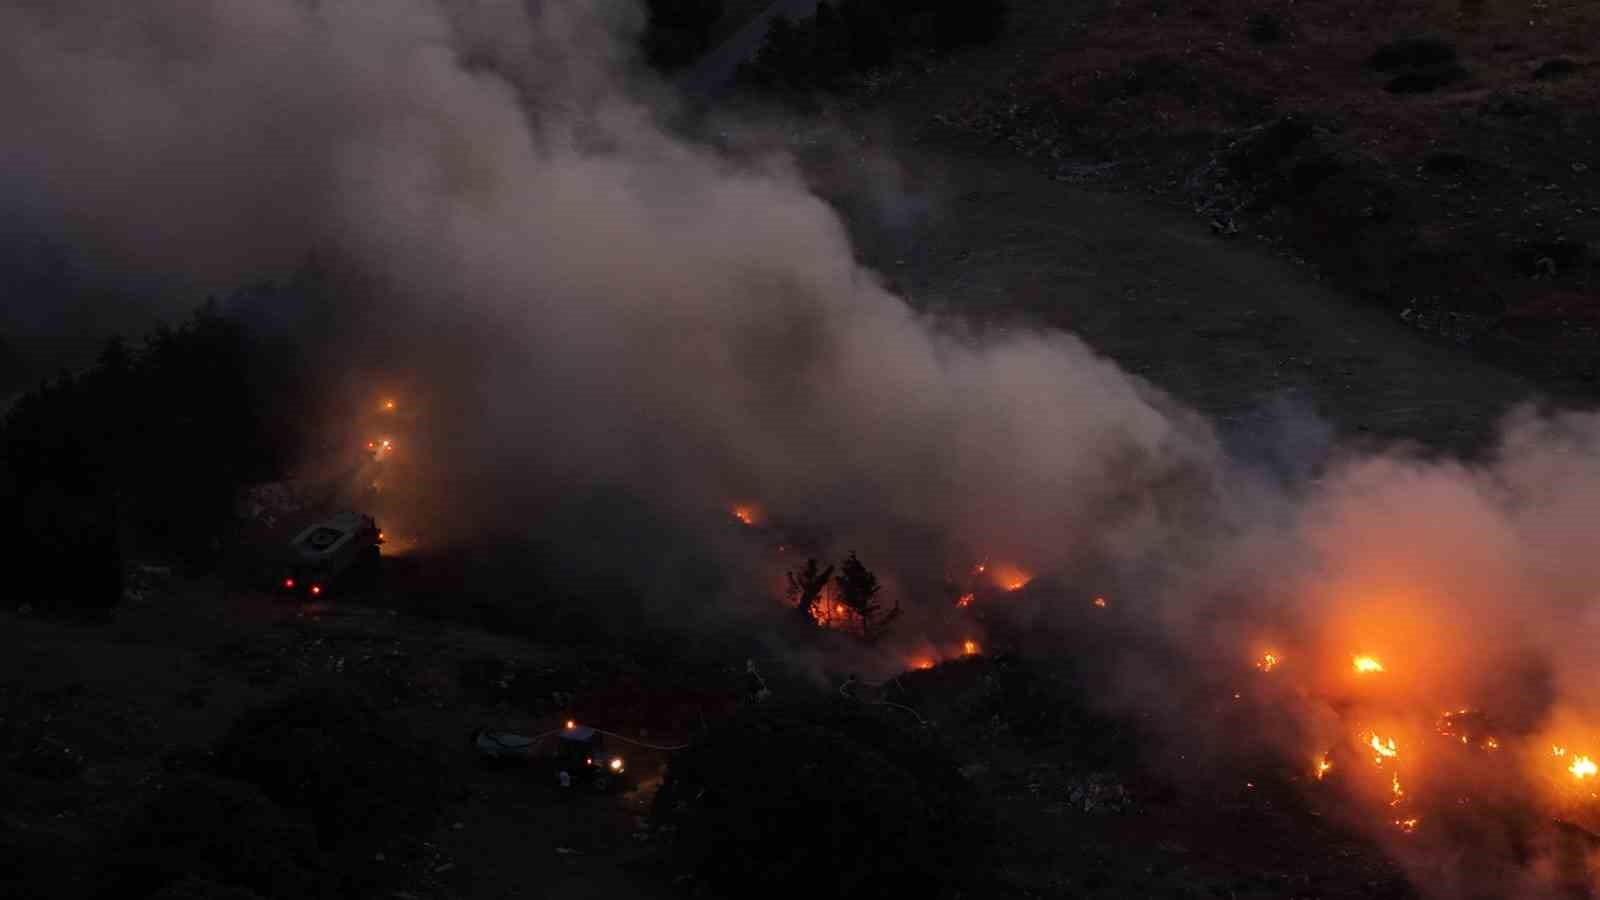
[676,0,819,98]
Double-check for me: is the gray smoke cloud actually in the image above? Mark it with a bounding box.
[8,1,1600,893]
[3,0,1218,578]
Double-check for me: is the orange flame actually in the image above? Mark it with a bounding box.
[1256,651,1280,672]
[1093,596,1108,608]
[1390,772,1405,807]
[910,658,934,671]
[1352,656,1385,674]
[1394,817,1419,833]
[962,639,980,656]
[955,593,974,608]
[1315,755,1333,780]
[1570,756,1597,780]
[381,399,396,412]
[1364,732,1398,764]
[731,505,758,526]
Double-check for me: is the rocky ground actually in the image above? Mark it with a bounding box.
[814,0,1600,390]
[1,572,1419,899]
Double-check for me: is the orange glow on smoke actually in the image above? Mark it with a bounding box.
[976,561,1030,592]
[381,398,396,412]
[962,640,980,656]
[910,658,934,671]
[1352,655,1385,674]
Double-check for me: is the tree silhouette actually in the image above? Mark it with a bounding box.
[834,552,898,642]
[785,558,834,623]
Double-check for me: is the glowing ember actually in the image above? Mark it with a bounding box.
[1093,596,1108,608]
[381,399,396,412]
[731,506,757,526]
[565,720,576,730]
[1553,745,1568,757]
[1390,772,1405,806]
[1256,652,1281,672]
[1570,756,1597,780]
[1352,656,1385,674]
[1483,736,1500,751]
[962,639,980,656]
[972,563,987,575]
[1315,755,1333,780]
[1394,817,1419,833]
[1364,732,1399,764]
[955,593,974,608]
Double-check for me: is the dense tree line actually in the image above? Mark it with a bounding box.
[1,302,296,610]
[738,0,1006,92]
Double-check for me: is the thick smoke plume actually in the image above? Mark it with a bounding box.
[8,1,1600,894]
[2,0,1217,600]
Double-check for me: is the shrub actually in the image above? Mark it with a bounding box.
[1532,58,1578,80]
[211,689,444,860]
[1385,63,1468,94]
[1370,36,1457,71]
[108,775,318,899]
[642,0,724,70]
[739,0,1005,94]
[655,702,989,899]
[1246,12,1283,44]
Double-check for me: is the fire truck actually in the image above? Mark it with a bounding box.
[277,510,383,598]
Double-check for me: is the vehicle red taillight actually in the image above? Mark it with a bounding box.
[310,585,322,596]
[284,578,295,589]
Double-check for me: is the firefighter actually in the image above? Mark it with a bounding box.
[744,659,771,703]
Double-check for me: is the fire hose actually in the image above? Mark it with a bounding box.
[589,728,693,752]
[839,676,929,727]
